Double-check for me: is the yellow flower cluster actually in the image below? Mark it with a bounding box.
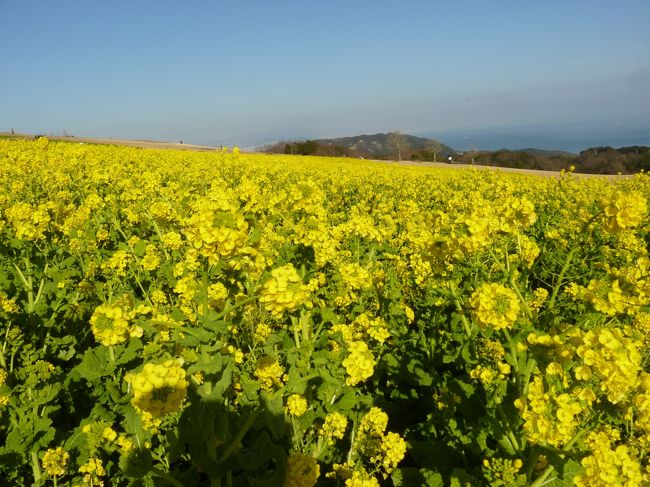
[284,453,320,487]
[89,303,135,346]
[574,431,643,487]
[500,196,537,230]
[320,412,348,439]
[378,432,408,475]
[330,313,389,345]
[141,244,161,271]
[161,230,183,250]
[469,283,520,330]
[576,327,641,403]
[515,375,587,447]
[285,394,308,417]
[482,457,524,486]
[254,356,285,390]
[338,262,373,290]
[470,362,511,384]
[126,359,187,417]
[342,340,376,386]
[0,292,19,314]
[100,249,132,276]
[259,264,309,317]
[42,447,69,477]
[327,462,380,487]
[5,201,52,240]
[353,407,406,477]
[602,190,647,233]
[79,457,105,486]
[183,204,249,264]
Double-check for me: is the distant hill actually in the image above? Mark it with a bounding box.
[263,132,456,160]
[314,133,456,159]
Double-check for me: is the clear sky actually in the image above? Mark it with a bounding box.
[2,0,649,148]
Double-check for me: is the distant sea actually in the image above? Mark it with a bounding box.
[422,122,650,154]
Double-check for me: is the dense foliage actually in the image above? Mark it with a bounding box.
[1,138,649,486]
[455,146,650,175]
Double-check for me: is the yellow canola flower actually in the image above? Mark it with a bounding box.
[255,356,285,390]
[285,394,308,417]
[602,190,647,233]
[89,304,131,346]
[359,407,388,438]
[79,457,105,476]
[320,412,348,439]
[342,341,376,386]
[574,437,643,487]
[379,431,407,474]
[126,360,187,417]
[345,471,381,487]
[577,328,641,404]
[284,454,320,487]
[469,283,520,330]
[42,447,70,477]
[259,264,309,317]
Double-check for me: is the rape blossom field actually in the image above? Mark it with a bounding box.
[0,137,649,486]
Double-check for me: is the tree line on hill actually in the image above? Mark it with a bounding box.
[262,132,455,162]
[263,138,650,174]
[455,146,650,174]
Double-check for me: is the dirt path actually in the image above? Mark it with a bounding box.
[0,132,219,152]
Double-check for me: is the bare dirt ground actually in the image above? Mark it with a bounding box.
[0,132,219,152]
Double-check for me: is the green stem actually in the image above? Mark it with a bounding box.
[502,329,520,375]
[509,276,533,319]
[150,466,186,487]
[529,429,585,487]
[220,405,263,462]
[292,322,301,349]
[496,404,520,452]
[0,326,9,369]
[546,248,577,312]
[453,299,473,339]
[215,295,258,321]
[529,464,555,487]
[31,450,42,484]
[108,346,115,362]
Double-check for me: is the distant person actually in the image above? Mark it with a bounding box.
[447,156,453,164]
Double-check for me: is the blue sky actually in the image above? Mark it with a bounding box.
[2,0,649,148]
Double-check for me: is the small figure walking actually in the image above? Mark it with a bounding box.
[447,156,453,164]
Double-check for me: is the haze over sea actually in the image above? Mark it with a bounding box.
[422,120,650,154]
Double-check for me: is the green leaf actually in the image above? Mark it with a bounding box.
[260,391,285,440]
[113,338,143,366]
[71,346,116,382]
[393,468,444,487]
[120,448,152,479]
[200,310,227,334]
[540,458,583,487]
[2,413,54,455]
[334,390,358,411]
[450,468,481,487]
